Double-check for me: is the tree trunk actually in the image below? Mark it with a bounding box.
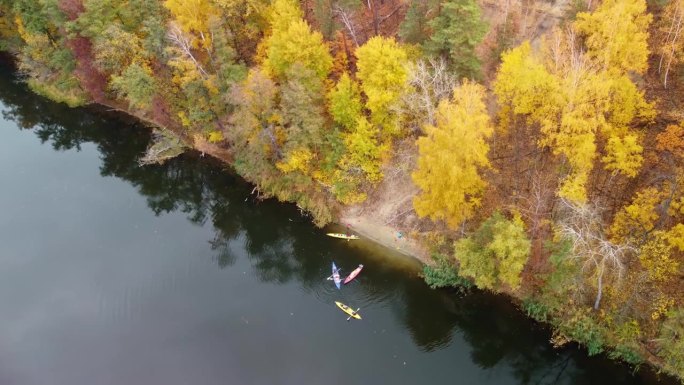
[372,0,379,36]
[594,269,603,310]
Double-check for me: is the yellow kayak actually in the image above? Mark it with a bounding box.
[327,233,360,240]
[335,301,361,320]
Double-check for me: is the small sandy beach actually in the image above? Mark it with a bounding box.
[339,215,431,265]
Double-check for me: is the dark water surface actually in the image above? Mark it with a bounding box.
[0,63,678,385]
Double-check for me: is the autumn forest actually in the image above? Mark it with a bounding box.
[0,0,683,380]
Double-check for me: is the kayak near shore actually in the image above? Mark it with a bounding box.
[326,233,359,240]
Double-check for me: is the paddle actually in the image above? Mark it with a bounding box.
[346,308,360,321]
[325,268,342,280]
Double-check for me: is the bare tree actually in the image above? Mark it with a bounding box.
[334,5,360,46]
[557,198,635,310]
[167,23,208,79]
[399,57,457,132]
[658,0,684,88]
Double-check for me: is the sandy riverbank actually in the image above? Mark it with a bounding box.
[339,214,431,265]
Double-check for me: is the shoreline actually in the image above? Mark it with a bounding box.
[92,103,434,267]
[339,214,431,265]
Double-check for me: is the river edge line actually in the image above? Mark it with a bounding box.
[89,100,679,384]
[93,97,431,261]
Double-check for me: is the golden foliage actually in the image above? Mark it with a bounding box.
[574,0,652,74]
[657,122,684,159]
[493,24,654,202]
[276,147,314,174]
[266,0,302,32]
[413,80,492,229]
[602,134,643,177]
[164,0,219,49]
[327,73,362,130]
[208,130,224,143]
[610,187,663,243]
[263,19,332,81]
[666,224,684,252]
[639,231,680,284]
[355,36,409,138]
[340,117,387,183]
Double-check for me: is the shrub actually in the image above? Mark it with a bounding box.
[560,308,606,356]
[423,253,472,291]
[523,298,550,322]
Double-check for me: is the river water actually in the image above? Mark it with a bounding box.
[0,62,678,385]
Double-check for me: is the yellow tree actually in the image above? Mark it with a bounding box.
[493,41,562,132]
[574,0,652,74]
[328,73,362,130]
[610,187,663,243]
[261,0,332,82]
[355,36,409,138]
[639,231,680,284]
[494,32,654,203]
[412,80,493,229]
[340,117,387,184]
[164,0,219,49]
[265,0,301,32]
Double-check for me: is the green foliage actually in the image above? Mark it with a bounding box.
[608,320,643,366]
[454,212,531,291]
[608,346,643,367]
[228,68,280,171]
[12,0,61,35]
[0,2,21,52]
[213,0,269,62]
[422,0,487,78]
[313,0,336,40]
[26,78,86,107]
[206,16,248,87]
[559,308,606,356]
[523,299,551,322]
[545,238,579,298]
[398,0,436,45]
[13,5,86,106]
[93,24,143,74]
[72,0,167,54]
[277,64,327,168]
[109,63,157,109]
[658,309,684,376]
[423,253,473,290]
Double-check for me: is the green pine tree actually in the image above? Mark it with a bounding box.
[423,0,487,79]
